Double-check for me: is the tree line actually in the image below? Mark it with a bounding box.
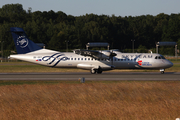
[0,3,180,57]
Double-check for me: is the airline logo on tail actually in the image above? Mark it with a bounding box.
[17,36,29,48]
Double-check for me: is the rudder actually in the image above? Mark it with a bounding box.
[10,27,42,54]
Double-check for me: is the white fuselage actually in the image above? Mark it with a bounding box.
[10,49,173,71]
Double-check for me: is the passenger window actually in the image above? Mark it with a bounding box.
[74,58,76,60]
[85,58,86,60]
[88,58,90,60]
[71,58,73,60]
[78,58,80,60]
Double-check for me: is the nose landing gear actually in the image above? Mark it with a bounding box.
[160,69,165,74]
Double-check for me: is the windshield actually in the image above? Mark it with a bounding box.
[160,55,166,59]
[155,55,166,59]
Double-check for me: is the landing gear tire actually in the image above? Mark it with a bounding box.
[90,69,96,74]
[160,69,165,74]
[161,71,164,74]
[97,70,102,74]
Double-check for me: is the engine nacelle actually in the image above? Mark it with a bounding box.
[101,51,111,56]
[94,53,109,59]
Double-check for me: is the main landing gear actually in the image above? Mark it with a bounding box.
[160,69,165,74]
[90,68,102,74]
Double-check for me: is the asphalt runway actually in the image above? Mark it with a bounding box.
[0,72,180,80]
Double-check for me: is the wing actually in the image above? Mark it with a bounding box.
[73,49,116,59]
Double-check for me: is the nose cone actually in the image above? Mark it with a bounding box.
[166,60,173,68]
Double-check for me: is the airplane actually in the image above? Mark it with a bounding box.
[9,27,173,74]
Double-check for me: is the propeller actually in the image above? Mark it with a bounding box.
[109,50,117,65]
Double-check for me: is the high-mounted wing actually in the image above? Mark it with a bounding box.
[73,49,116,59]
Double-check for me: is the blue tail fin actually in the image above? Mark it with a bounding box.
[10,27,42,54]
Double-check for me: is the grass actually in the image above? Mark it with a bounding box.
[0,81,180,120]
[0,60,180,119]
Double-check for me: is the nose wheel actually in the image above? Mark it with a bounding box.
[160,69,165,74]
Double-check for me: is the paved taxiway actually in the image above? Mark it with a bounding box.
[0,72,180,80]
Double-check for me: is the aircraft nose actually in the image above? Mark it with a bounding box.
[167,61,173,68]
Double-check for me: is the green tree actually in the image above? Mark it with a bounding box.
[138,45,147,53]
[0,4,26,23]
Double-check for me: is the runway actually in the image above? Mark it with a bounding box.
[1,72,180,80]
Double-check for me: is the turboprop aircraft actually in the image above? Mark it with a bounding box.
[10,27,173,74]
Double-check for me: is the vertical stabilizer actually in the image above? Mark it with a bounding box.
[10,27,42,54]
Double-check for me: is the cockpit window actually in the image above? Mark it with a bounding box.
[160,56,165,59]
[155,56,166,59]
[158,56,161,59]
